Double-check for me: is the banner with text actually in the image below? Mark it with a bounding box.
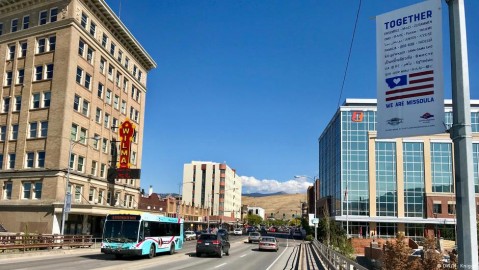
[376,0,444,139]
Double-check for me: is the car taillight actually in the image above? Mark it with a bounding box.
[197,240,203,244]
[212,240,220,245]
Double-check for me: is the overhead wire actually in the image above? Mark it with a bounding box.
[337,0,363,108]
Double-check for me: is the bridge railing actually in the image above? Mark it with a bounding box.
[311,239,367,270]
[0,234,95,252]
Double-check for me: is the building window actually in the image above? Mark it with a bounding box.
[433,203,442,214]
[35,66,43,81]
[43,92,51,107]
[19,42,27,57]
[77,156,85,172]
[100,163,106,178]
[85,73,91,89]
[8,44,15,60]
[91,161,98,176]
[102,33,108,47]
[76,67,83,84]
[131,151,137,165]
[3,182,12,200]
[46,64,54,79]
[123,78,129,93]
[23,15,30,29]
[39,10,48,25]
[431,143,453,193]
[37,152,45,168]
[23,182,32,199]
[14,96,21,111]
[81,12,88,28]
[102,138,108,153]
[17,69,24,84]
[11,18,18,32]
[0,127,5,141]
[71,124,78,140]
[112,118,119,131]
[376,142,397,217]
[50,7,58,22]
[403,142,425,218]
[448,203,456,215]
[78,40,85,56]
[89,188,95,202]
[92,134,100,149]
[114,95,120,110]
[29,122,38,138]
[40,121,48,137]
[124,57,129,69]
[34,64,54,81]
[82,100,90,116]
[26,152,34,168]
[98,190,104,204]
[32,93,40,108]
[0,23,3,36]
[36,36,55,53]
[87,48,94,63]
[110,42,116,56]
[33,182,42,199]
[10,124,18,140]
[118,50,123,62]
[79,128,87,144]
[89,21,96,36]
[116,72,121,87]
[5,71,12,86]
[95,108,102,123]
[69,153,75,169]
[100,57,106,74]
[104,113,110,129]
[108,64,114,80]
[73,95,80,111]
[106,89,112,105]
[121,100,127,114]
[2,97,10,113]
[97,83,104,99]
[75,185,83,202]
[8,153,15,169]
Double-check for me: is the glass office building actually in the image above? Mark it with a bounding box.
[318,99,479,239]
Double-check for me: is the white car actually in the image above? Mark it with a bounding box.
[233,228,243,235]
[184,230,196,241]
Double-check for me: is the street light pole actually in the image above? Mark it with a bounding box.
[60,136,99,235]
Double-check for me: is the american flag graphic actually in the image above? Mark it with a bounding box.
[384,70,434,102]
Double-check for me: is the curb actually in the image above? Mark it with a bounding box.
[0,247,101,259]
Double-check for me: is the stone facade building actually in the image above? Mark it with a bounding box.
[0,0,156,236]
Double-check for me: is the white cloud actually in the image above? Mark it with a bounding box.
[240,175,313,194]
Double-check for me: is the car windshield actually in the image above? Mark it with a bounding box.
[250,232,260,236]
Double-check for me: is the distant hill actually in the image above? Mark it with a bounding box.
[242,193,307,221]
[242,191,287,197]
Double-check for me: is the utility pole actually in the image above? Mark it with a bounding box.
[447,0,478,269]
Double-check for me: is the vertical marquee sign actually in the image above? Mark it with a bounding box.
[119,119,135,168]
[376,0,444,139]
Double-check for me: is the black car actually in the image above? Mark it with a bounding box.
[196,233,230,258]
[217,229,229,240]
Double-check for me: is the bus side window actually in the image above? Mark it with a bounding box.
[139,221,144,241]
[144,221,151,237]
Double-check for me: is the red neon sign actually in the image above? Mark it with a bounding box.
[119,119,135,168]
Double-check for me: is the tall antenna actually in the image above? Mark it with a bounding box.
[118,0,122,19]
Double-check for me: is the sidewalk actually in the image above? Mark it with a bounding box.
[0,246,100,260]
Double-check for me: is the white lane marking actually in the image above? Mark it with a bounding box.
[240,253,248,257]
[265,246,289,270]
[214,263,227,268]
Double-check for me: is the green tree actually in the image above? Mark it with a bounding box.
[246,214,263,227]
[381,233,417,270]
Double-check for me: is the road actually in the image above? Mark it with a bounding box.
[0,235,312,270]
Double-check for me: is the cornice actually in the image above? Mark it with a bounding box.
[0,0,63,16]
[81,0,156,70]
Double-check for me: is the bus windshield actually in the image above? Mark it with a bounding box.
[103,220,140,243]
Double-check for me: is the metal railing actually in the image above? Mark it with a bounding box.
[311,239,367,270]
[0,234,96,252]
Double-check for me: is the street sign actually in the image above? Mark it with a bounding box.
[376,0,444,138]
[312,218,319,225]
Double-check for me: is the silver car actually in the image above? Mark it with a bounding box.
[248,232,261,243]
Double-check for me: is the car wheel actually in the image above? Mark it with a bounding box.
[196,252,201,257]
[218,248,223,258]
[226,248,229,256]
[169,244,175,255]
[148,244,156,259]
[248,240,251,243]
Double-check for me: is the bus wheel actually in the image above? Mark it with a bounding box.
[169,244,175,255]
[148,244,156,259]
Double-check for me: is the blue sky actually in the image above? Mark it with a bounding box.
[105,0,479,194]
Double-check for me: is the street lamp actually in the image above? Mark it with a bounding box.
[177,181,194,218]
[294,175,318,239]
[60,135,100,236]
